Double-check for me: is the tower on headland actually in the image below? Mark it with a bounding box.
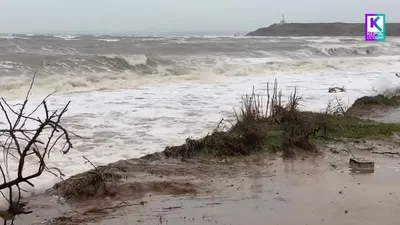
[279,14,286,25]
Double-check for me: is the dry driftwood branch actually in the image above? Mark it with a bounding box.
[0,71,76,223]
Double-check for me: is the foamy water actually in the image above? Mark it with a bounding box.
[0,35,400,206]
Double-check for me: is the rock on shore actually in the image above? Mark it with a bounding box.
[246,23,400,36]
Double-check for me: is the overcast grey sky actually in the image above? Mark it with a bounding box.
[0,0,399,34]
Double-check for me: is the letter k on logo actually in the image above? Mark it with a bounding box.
[370,16,382,32]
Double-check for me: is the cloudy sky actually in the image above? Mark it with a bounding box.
[0,0,399,34]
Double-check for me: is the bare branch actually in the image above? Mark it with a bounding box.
[0,72,76,223]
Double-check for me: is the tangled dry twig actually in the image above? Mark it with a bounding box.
[325,98,348,116]
[55,156,123,201]
[0,71,75,223]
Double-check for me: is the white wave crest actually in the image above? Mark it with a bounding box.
[52,35,79,40]
[96,39,120,42]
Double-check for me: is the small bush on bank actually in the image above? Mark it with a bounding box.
[164,80,320,158]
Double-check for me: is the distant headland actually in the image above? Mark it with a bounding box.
[246,16,400,36]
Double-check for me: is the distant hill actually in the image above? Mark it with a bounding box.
[246,23,400,36]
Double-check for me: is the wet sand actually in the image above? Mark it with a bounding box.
[15,140,400,225]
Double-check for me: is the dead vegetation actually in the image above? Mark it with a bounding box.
[325,98,349,116]
[0,71,75,223]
